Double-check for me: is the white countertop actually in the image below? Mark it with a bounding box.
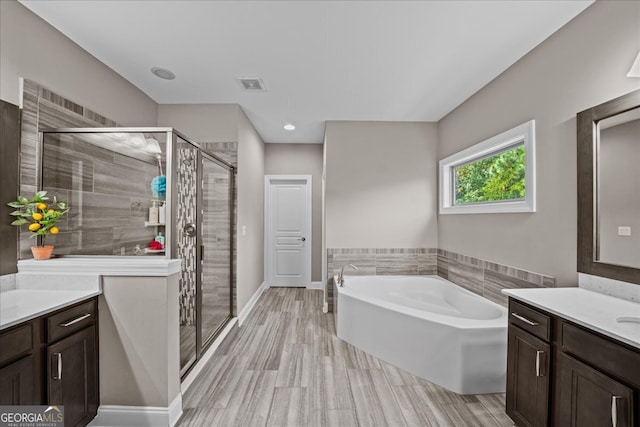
[503,288,640,350]
[0,274,102,330]
[0,289,102,330]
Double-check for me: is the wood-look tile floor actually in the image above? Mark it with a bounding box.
[178,288,515,427]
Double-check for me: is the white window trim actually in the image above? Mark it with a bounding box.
[439,120,536,214]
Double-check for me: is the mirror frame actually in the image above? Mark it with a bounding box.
[577,88,640,284]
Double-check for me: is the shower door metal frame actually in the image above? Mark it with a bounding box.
[39,127,178,257]
[197,150,235,356]
[38,127,236,379]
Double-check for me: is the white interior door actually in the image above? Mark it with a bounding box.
[265,176,312,287]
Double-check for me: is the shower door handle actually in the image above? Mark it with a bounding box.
[184,223,197,237]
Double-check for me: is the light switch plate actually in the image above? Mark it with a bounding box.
[618,226,631,236]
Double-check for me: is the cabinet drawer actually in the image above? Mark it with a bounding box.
[47,299,96,343]
[508,299,551,342]
[561,321,640,386]
[0,323,33,366]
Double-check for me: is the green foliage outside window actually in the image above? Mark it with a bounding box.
[454,145,526,205]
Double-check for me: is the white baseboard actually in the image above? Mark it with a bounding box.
[308,281,323,290]
[169,395,183,427]
[181,317,238,393]
[89,394,183,427]
[238,281,268,326]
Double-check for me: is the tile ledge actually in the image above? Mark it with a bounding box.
[18,257,182,277]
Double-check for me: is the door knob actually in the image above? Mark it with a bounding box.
[300,237,306,242]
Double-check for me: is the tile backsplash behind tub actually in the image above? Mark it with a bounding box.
[327,247,555,311]
[327,248,437,311]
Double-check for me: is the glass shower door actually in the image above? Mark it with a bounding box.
[200,153,233,347]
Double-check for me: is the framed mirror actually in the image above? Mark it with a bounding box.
[577,88,640,284]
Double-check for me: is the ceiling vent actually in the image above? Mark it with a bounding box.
[237,77,266,91]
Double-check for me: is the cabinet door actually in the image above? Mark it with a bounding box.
[557,352,633,427]
[506,325,551,427]
[47,326,98,427]
[0,355,35,405]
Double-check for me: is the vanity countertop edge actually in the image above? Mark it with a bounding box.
[503,287,640,350]
[1,286,102,331]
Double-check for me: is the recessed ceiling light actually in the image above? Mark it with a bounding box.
[151,67,175,80]
[284,123,295,131]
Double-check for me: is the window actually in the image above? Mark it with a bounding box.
[439,120,536,214]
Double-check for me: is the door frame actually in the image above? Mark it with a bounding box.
[264,175,312,287]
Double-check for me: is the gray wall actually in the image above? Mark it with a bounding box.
[157,104,239,143]
[236,109,265,312]
[437,0,640,286]
[599,119,640,268]
[0,1,157,126]
[264,143,323,282]
[0,0,157,273]
[99,274,180,407]
[325,121,439,249]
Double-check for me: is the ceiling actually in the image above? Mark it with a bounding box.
[20,0,593,144]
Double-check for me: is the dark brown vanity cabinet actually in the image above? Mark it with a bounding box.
[0,323,37,405]
[0,355,35,404]
[0,298,98,426]
[557,352,632,427]
[506,300,552,427]
[506,297,639,427]
[47,299,98,427]
[556,321,636,427]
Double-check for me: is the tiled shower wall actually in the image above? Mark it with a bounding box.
[201,158,234,329]
[201,142,238,316]
[327,247,556,311]
[20,79,126,257]
[177,146,199,326]
[41,133,160,256]
[20,80,240,320]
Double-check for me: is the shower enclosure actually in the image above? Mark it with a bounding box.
[39,128,235,376]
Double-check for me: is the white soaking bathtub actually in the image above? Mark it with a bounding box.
[334,275,507,394]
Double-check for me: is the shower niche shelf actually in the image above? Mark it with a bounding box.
[144,248,165,254]
[144,221,166,227]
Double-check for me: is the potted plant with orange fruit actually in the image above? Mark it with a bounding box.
[8,191,69,260]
